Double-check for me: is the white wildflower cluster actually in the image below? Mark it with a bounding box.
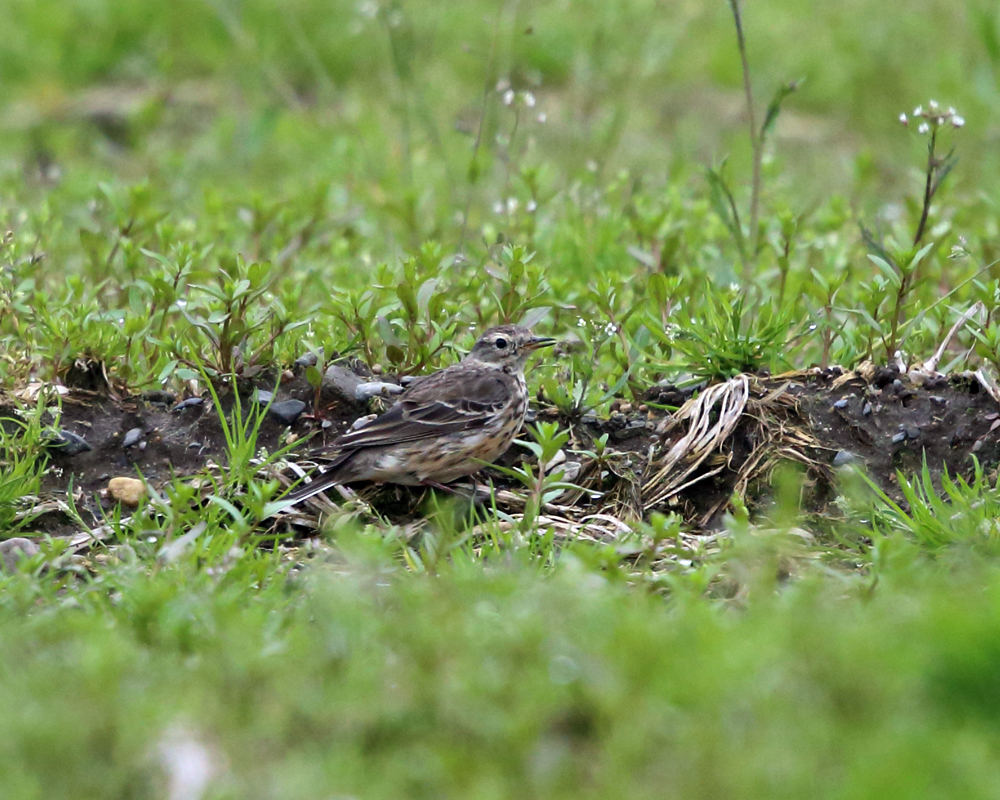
[493,197,538,216]
[949,235,970,260]
[898,100,965,133]
[496,78,546,122]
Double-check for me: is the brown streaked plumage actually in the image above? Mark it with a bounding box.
[281,325,555,506]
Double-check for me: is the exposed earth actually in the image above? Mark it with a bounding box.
[5,359,1000,542]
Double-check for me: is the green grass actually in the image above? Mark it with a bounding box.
[4,557,1000,798]
[2,0,1000,795]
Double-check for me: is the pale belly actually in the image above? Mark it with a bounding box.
[367,415,524,485]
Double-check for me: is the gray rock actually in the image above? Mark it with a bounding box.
[268,399,306,426]
[253,389,275,405]
[833,398,849,409]
[862,402,872,416]
[122,427,143,449]
[45,429,92,455]
[171,397,205,413]
[354,381,405,402]
[891,431,907,444]
[0,538,39,573]
[295,349,323,369]
[322,364,363,405]
[141,390,176,407]
[833,450,857,467]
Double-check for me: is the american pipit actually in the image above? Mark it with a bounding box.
[282,325,555,505]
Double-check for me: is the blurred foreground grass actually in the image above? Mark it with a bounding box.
[4,550,1000,799]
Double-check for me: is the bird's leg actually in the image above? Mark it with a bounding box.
[420,479,457,494]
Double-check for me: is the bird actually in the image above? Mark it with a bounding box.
[280,325,556,507]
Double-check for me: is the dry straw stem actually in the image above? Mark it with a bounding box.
[643,374,750,508]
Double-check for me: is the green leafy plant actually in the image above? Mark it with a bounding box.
[671,289,794,380]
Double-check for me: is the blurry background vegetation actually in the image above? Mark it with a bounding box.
[1,0,999,385]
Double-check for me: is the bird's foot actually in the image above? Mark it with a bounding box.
[420,479,457,493]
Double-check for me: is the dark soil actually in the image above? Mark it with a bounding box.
[7,364,999,538]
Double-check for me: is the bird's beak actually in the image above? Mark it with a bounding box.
[523,336,557,351]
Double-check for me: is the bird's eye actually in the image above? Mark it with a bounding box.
[494,337,508,350]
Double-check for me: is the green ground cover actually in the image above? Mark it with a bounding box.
[2,0,1000,796]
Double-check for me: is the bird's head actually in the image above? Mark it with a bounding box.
[465,325,556,370]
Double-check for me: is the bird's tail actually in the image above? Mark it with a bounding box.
[271,453,353,514]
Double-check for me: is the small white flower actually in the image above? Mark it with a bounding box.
[495,78,510,93]
[506,197,519,214]
[899,113,908,125]
[526,199,537,212]
[948,107,956,116]
[914,105,923,116]
[503,89,515,106]
[918,122,930,134]
[952,115,965,128]
[492,201,504,215]
[577,317,587,328]
[523,92,536,108]
[928,99,939,112]
[536,112,547,124]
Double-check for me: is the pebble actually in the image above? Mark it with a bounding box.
[268,399,306,426]
[141,390,176,407]
[542,449,567,473]
[973,440,984,453]
[108,477,146,507]
[295,349,322,369]
[0,538,39,573]
[833,450,857,467]
[929,396,947,407]
[562,461,582,483]
[612,424,645,441]
[371,363,383,375]
[171,397,204,413]
[348,414,377,432]
[122,427,143,449]
[833,398,849,409]
[355,382,405,402]
[891,431,907,444]
[862,402,872,416]
[873,367,899,388]
[619,402,633,414]
[253,389,275,405]
[46,429,92,456]
[905,426,921,440]
[280,369,295,384]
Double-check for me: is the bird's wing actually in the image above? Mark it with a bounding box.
[332,364,514,450]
